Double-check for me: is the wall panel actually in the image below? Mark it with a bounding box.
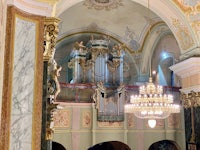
[0,6,44,150]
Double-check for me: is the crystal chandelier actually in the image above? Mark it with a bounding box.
[125,76,180,128]
[124,0,180,128]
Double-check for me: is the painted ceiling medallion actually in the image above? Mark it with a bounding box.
[83,0,123,10]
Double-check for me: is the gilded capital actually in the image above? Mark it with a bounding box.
[43,17,60,61]
[181,91,200,108]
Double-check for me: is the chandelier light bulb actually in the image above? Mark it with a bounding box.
[148,119,156,128]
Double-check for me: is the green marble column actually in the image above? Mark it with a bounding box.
[41,61,48,150]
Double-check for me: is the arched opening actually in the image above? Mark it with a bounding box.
[52,141,66,150]
[88,141,131,150]
[148,140,181,150]
[158,55,174,86]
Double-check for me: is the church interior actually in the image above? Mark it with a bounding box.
[0,0,200,150]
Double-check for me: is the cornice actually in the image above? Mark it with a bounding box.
[180,85,200,94]
[36,0,60,5]
[7,0,53,16]
[170,57,200,78]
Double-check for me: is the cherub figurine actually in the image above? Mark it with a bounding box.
[74,41,86,52]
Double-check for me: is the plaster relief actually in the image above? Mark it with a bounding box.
[82,111,91,128]
[127,114,135,128]
[191,20,200,41]
[171,18,194,51]
[168,113,180,128]
[173,0,200,16]
[54,109,70,128]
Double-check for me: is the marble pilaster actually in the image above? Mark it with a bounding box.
[0,6,44,150]
[0,0,7,125]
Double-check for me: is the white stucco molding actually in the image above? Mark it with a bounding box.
[7,0,53,17]
[140,23,172,75]
[179,47,200,60]
[170,57,200,94]
[179,85,200,94]
[169,57,200,78]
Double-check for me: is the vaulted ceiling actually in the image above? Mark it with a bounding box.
[10,0,200,58]
[57,0,160,49]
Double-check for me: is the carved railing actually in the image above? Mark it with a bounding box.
[57,83,181,103]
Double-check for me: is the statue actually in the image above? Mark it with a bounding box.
[48,59,62,100]
[52,64,62,100]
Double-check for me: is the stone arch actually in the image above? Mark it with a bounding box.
[55,29,138,84]
[8,0,197,53]
[140,22,173,76]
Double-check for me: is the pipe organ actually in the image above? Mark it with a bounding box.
[68,39,126,121]
[68,39,124,85]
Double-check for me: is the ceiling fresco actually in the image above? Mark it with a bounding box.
[11,0,200,54]
[57,0,161,53]
[173,0,200,16]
